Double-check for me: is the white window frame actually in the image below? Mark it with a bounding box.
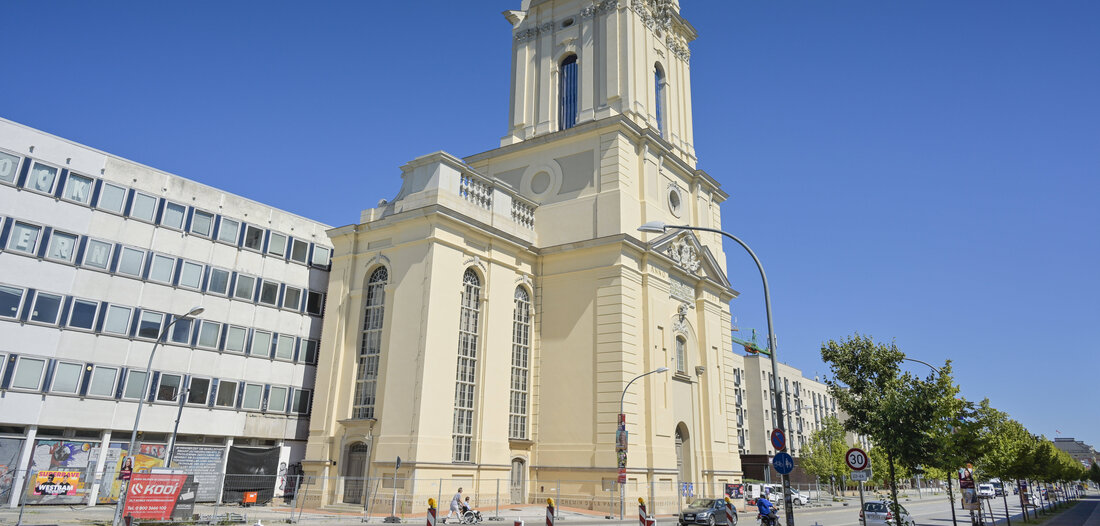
[241,383,264,410]
[156,373,183,402]
[267,232,287,257]
[250,330,272,357]
[137,310,165,340]
[45,231,79,263]
[102,305,133,335]
[87,365,119,398]
[66,298,100,330]
[160,201,187,230]
[289,239,309,264]
[242,225,265,252]
[274,334,295,361]
[62,172,95,205]
[82,239,114,270]
[267,386,288,413]
[217,217,240,245]
[7,222,43,255]
[0,149,22,185]
[234,275,256,301]
[129,192,158,222]
[49,361,85,394]
[27,161,59,195]
[282,286,302,311]
[190,209,215,237]
[196,320,222,350]
[178,260,204,290]
[224,325,248,353]
[311,246,331,267]
[169,316,193,345]
[116,246,146,277]
[186,377,211,406]
[148,254,176,284]
[207,268,231,296]
[122,370,149,400]
[258,280,279,306]
[28,291,64,325]
[299,339,318,364]
[96,183,128,214]
[214,380,238,407]
[10,356,48,391]
[0,284,26,319]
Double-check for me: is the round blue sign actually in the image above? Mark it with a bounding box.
[771,428,786,451]
[773,452,794,475]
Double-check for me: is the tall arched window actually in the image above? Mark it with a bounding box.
[654,64,667,137]
[452,268,481,462]
[559,55,578,130]
[354,267,388,419]
[675,336,687,374]
[509,287,531,439]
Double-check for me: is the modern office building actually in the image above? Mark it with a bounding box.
[0,117,332,506]
[1053,437,1098,468]
[302,0,745,512]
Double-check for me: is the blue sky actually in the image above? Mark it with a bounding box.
[4,2,1097,447]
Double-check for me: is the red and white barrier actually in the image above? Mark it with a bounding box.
[546,498,555,526]
[725,497,735,525]
[427,498,437,526]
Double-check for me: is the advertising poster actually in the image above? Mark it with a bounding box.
[169,446,223,502]
[1019,481,1030,507]
[98,442,169,504]
[223,446,278,504]
[122,473,187,521]
[33,471,80,496]
[959,467,979,510]
[725,483,744,498]
[27,440,98,504]
[0,437,23,503]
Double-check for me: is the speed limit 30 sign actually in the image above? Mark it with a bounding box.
[846,448,869,471]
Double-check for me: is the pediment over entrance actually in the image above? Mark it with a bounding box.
[647,230,732,291]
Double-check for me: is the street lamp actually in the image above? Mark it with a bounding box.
[113,306,204,526]
[618,366,669,519]
[639,220,795,526]
[362,418,378,519]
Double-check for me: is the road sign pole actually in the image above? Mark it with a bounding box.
[859,481,865,514]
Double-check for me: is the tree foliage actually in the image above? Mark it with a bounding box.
[798,415,849,490]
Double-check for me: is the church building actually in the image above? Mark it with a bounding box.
[302,0,746,511]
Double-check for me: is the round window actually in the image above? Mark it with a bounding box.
[668,186,683,216]
[531,171,551,194]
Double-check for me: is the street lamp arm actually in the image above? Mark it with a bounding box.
[902,357,942,374]
[619,367,669,416]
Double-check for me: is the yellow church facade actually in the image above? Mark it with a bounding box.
[302,0,747,511]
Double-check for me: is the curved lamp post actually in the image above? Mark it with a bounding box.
[639,220,795,526]
[618,366,669,519]
[113,306,204,526]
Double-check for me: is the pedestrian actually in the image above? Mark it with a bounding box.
[446,487,464,522]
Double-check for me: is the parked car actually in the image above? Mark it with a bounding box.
[991,481,1005,497]
[679,498,738,526]
[978,484,995,498]
[789,489,809,506]
[859,500,915,526]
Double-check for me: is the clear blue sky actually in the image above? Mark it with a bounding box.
[4,2,1097,447]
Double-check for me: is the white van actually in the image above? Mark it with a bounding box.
[977,484,995,498]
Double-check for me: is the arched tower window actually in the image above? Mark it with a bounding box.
[453,268,482,462]
[675,335,687,374]
[509,287,531,439]
[354,267,388,419]
[655,64,667,137]
[559,55,578,131]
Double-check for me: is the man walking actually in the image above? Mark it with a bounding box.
[446,487,464,523]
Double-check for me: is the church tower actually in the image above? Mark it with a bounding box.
[301,1,745,513]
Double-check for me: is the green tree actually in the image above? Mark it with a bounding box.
[798,416,848,495]
[821,334,958,524]
[1089,463,1100,485]
[976,415,1033,524]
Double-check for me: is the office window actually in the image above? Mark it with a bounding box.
[102,305,132,335]
[311,246,331,267]
[283,287,301,310]
[197,321,221,349]
[51,362,84,394]
[208,268,231,295]
[138,311,164,339]
[67,299,99,329]
[267,233,287,257]
[179,261,203,289]
[28,162,58,193]
[129,193,157,222]
[243,225,264,251]
[170,317,192,344]
[161,202,186,229]
[88,366,119,397]
[8,222,41,254]
[157,373,182,401]
[0,285,25,318]
[268,386,288,412]
[46,232,78,263]
[0,151,20,184]
[258,281,279,306]
[148,254,176,283]
[275,334,295,360]
[123,370,148,399]
[300,339,318,364]
[29,292,63,325]
[354,266,387,419]
[250,330,272,357]
[306,291,324,316]
[11,357,47,390]
[290,239,308,263]
[188,377,210,405]
[215,380,237,407]
[241,383,263,410]
[217,218,241,244]
[234,275,256,301]
[559,55,578,130]
[190,210,214,237]
[117,247,146,277]
[452,268,481,462]
[97,183,127,213]
[292,389,310,414]
[225,326,248,353]
[83,239,113,270]
[63,173,94,204]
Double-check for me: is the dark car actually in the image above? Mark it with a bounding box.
[679,498,737,526]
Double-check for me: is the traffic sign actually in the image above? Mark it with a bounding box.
[846,448,869,471]
[771,428,786,451]
[850,469,871,482]
[773,452,794,475]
